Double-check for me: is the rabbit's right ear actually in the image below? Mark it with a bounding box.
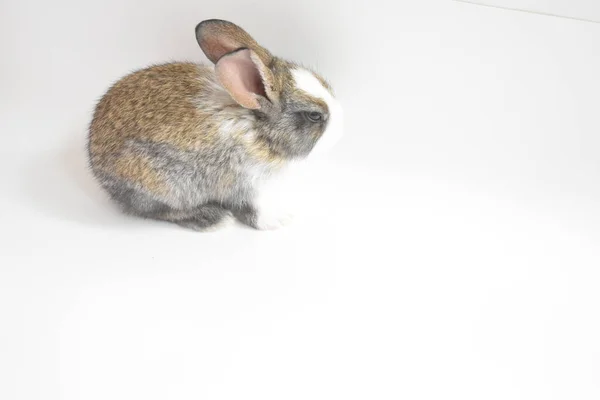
[195,20,272,65]
[215,48,275,110]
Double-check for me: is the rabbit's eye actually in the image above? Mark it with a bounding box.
[304,111,323,123]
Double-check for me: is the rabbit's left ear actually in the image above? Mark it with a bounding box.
[195,19,272,66]
[215,48,275,110]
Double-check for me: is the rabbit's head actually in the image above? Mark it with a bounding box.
[196,19,343,159]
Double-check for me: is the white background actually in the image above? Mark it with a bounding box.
[463,0,600,22]
[1,0,600,399]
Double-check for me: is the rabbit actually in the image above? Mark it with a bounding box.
[88,19,343,231]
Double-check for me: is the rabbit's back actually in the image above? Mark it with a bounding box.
[88,62,254,210]
[89,62,225,167]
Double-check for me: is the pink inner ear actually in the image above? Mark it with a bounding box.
[216,49,266,109]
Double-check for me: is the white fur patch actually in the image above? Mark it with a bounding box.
[253,162,302,230]
[255,210,294,230]
[292,69,344,155]
[200,214,235,232]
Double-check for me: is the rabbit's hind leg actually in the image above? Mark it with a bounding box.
[169,203,233,232]
[99,174,231,231]
[120,188,232,231]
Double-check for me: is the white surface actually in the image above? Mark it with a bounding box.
[2,0,600,399]
[461,0,600,22]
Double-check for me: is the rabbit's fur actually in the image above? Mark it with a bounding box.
[88,20,343,230]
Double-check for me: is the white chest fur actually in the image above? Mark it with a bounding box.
[252,161,308,230]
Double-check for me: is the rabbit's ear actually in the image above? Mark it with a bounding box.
[215,48,274,110]
[196,20,272,65]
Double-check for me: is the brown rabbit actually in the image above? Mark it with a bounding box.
[88,19,343,231]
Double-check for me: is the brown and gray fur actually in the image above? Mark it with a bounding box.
[88,19,341,231]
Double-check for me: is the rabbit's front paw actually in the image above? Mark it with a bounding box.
[255,210,294,230]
